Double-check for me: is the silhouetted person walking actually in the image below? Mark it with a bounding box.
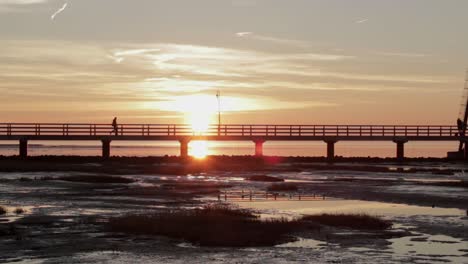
[111,117,118,136]
[457,118,466,136]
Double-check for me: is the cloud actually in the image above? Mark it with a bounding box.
[50,1,67,20]
[0,0,48,4]
[0,40,458,123]
[374,51,430,58]
[236,31,311,48]
[355,18,369,24]
[236,32,253,37]
[0,0,49,12]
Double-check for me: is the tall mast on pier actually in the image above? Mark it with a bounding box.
[458,69,468,152]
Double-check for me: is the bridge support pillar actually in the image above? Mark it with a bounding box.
[19,139,28,158]
[464,143,468,160]
[393,139,408,161]
[102,139,111,159]
[254,140,265,157]
[180,139,190,158]
[325,140,337,162]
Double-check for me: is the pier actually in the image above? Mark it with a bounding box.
[0,123,465,160]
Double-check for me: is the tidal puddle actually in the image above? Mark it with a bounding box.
[234,199,465,217]
[277,238,331,249]
[389,233,468,263]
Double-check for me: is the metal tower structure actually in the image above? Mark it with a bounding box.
[458,69,468,152]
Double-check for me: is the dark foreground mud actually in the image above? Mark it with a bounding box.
[0,157,467,263]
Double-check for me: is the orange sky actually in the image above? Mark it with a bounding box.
[0,0,467,125]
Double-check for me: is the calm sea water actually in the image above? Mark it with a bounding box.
[0,141,459,158]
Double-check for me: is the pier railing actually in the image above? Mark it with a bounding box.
[0,124,459,137]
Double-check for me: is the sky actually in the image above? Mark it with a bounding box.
[1,0,467,125]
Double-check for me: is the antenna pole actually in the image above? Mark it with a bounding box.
[216,90,221,136]
[458,69,468,152]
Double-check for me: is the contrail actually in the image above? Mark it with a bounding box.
[51,2,68,20]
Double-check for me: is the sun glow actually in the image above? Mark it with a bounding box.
[145,93,258,158]
[190,141,209,159]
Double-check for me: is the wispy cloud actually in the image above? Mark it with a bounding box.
[0,40,458,123]
[0,0,49,12]
[236,31,311,48]
[0,0,48,4]
[50,1,68,20]
[355,18,369,24]
[375,51,430,58]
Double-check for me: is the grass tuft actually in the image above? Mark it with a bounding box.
[267,183,299,192]
[247,175,284,182]
[0,206,7,215]
[108,204,300,247]
[302,213,392,230]
[14,208,25,215]
[58,175,134,184]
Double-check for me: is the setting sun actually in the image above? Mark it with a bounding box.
[189,141,209,159]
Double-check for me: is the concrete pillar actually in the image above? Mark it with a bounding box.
[394,140,408,161]
[325,140,336,162]
[19,139,28,158]
[102,139,111,159]
[464,143,468,160]
[180,139,190,158]
[254,140,265,157]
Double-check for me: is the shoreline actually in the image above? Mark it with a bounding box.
[0,155,463,175]
[0,154,460,162]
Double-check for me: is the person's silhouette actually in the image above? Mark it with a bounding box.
[111,117,118,136]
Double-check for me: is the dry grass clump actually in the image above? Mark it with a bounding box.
[267,183,299,192]
[108,204,300,247]
[58,175,134,184]
[247,175,284,182]
[0,206,7,215]
[302,213,392,230]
